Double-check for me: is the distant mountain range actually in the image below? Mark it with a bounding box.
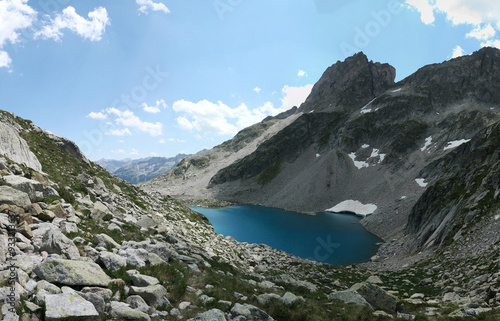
[96,154,190,184]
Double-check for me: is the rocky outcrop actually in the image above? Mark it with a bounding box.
[0,120,42,172]
[45,293,99,321]
[299,52,396,113]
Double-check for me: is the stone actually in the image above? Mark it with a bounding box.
[44,293,99,321]
[256,293,281,305]
[367,275,383,284]
[282,292,305,306]
[129,284,169,307]
[93,233,120,249]
[410,293,425,300]
[47,203,67,219]
[179,301,191,310]
[350,282,398,311]
[17,221,32,239]
[60,221,78,234]
[231,303,274,321]
[39,210,56,222]
[99,251,127,271]
[0,175,44,202]
[0,186,31,210]
[420,278,433,286]
[43,186,59,198]
[109,301,151,321]
[36,280,61,294]
[40,229,80,260]
[78,292,106,314]
[373,310,394,318]
[218,300,232,312]
[328,290,371,306]
[188,308,227,321]
[33,258,112,287]
[126,295,150,313]
[80,287,113,301]
[131,273,160,287]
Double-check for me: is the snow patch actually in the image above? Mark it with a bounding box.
[444,139,470,151]
[391,88,402,93]
[360,109,372,114]
[325,200,377,217]
[421,136,432,152]
[415,178,428,188]
[401,196,407,200]
[316,153,320,158]
[379,154,386,162]
[370,148,380,158]
[348,153,369,169]
[362,144,370,148]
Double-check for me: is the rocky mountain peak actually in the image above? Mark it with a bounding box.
[300,52,396,113]
[401,46,500,105]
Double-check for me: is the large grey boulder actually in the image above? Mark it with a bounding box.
[126,295,150,313]
[45,293,99,321]
[129,284,169,307]
[0,186,31,210]
[78,292,106,314]
[130,273,160,287]
[350,282,398,311]
[33,258,112,287]
[328,290,371,306]
[40,229,80,260]
[99,251,127,271]
[93,233,120,249]
[188,308,227,321]
[0,175,44,202]
[109,301,151,321]
[0,121,42,172]
[231,303,274,321]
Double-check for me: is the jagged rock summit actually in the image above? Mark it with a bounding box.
[299,51,396,113]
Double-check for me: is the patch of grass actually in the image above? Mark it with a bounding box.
[139,261,191,305]
[257,160,281,186]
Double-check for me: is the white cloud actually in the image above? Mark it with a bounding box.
[172,84,313,136]
[406,1,500,49]
[105,128,132,136]
[130,148,140,156]
[141,99,166,114]
[112,149,125,154]
[451,45,465,58]
[482,39,500,49]
[467,24,496,40]
[106,108,163,136]
[253,87,261,93]
[298,69,307,77]
[159,138,166,144]
[86,111,107,120]
[136,0,170,14]
[280,84,313,109]
[0,51,12,69]
[0,0,37,69]
[35,6,110,42]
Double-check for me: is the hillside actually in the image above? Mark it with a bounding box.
[96,154,189,184]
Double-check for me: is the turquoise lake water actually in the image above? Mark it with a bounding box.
[190,205,383,266]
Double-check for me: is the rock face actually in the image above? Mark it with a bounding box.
[34,258,112,287]
[0,186,32,210]
[0,120,42,172]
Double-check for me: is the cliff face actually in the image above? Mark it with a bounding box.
[144,48,500,251]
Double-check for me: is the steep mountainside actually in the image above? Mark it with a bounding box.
[143,48,500,247]
[97,154,190,184]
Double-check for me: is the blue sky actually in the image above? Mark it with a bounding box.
[1,0,499,161]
